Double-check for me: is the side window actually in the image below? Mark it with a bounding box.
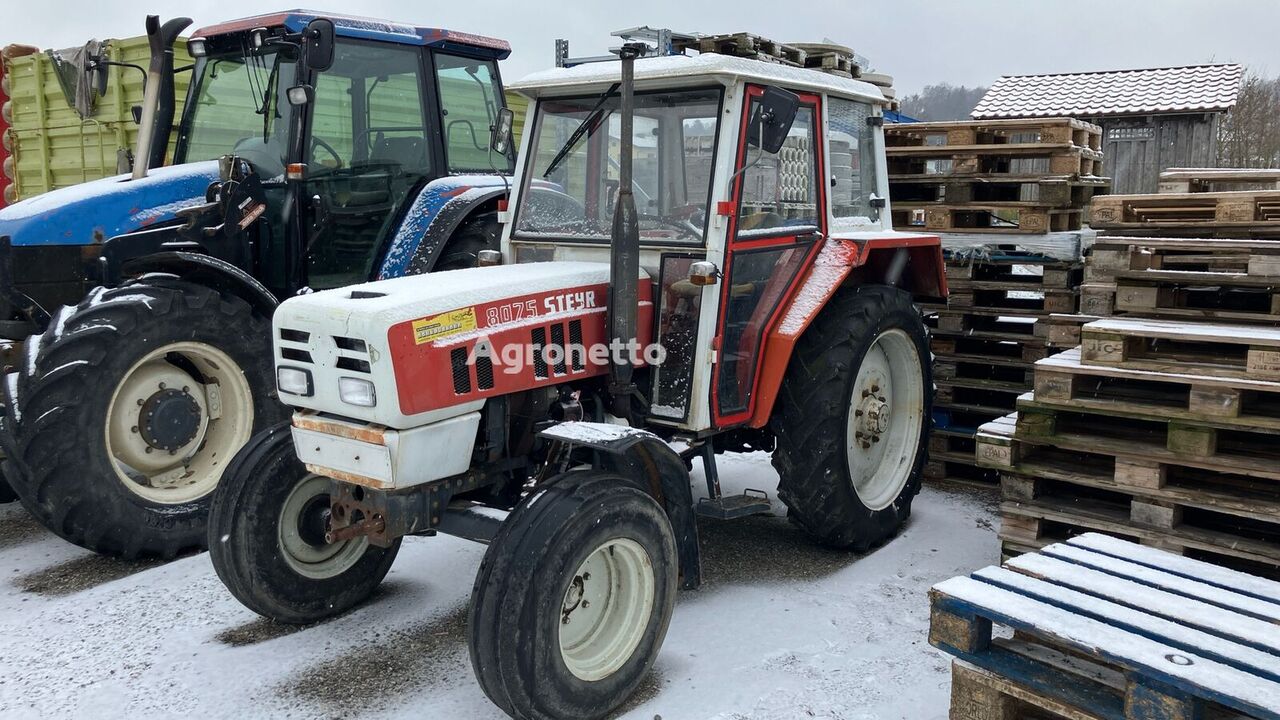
[736,104,820,238]
[827,97,878,225]
[435,54,508,173]
[310,74,354,168]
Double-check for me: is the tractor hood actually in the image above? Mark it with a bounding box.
[0,160,219,247]
[274,261,652,428]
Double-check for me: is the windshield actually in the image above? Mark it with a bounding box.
[177,46,297,179]
[514,87,722,245]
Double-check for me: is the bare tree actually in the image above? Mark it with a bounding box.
[898,83,989,122]
[1217,70,1280,168]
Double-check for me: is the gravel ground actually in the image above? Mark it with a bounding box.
[0,452,1000,719]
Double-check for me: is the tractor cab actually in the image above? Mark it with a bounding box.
[501,39,946,434]
[176,11,515,293]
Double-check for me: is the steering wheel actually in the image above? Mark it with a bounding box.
[639,205,705,239]
[311,137,344,170]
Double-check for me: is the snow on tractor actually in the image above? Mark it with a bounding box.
[210,30,946,720]
[0,11,518,557]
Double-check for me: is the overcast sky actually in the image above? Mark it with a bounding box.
[3,0,1276,94]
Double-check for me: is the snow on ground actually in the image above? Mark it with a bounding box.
[0,453,1000,720]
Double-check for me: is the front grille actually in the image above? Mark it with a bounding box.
[333,336,367,352]
[280,329,310,343]
[531,327,549,379]
[476,354,495,390]
[280,347,312,363]
[337,357,371,373]
[549,323,568,376]
[568,319,585,372]
[450,347,472,394]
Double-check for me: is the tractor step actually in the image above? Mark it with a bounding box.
[696,490,772,520]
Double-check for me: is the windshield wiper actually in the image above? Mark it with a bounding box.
[542,82,619,178]
[259,53,282,143]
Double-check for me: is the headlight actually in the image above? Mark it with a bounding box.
[277,367,313,396]
[187,38,207,57]
[338,377,377,407]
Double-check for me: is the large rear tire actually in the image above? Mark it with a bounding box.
[436,211,500,271]
[469,471,677,720]
[770,285,931,551]
[208,424,401,623]
[0,278,285,558]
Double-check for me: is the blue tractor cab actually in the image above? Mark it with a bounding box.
[0,10,517,558]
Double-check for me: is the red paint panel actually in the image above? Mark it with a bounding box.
[388,281,654,416]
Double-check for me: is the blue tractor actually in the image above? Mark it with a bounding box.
[0,11,517,558]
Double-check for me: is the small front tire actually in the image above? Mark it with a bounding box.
[468,471,677,720]
[208,424,401,624]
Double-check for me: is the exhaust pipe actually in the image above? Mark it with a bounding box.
[132,15,191,179]
[606,43,646,415]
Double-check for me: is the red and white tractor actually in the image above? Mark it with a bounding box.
[210,31,946,720]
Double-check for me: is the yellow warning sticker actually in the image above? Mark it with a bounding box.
[412,307,477,344]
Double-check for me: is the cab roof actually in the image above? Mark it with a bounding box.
[510,53,886,105]
[193,9,511,60]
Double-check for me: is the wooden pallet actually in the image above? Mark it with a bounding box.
[1159,167,1280,194]
[1091,190,1280,229]
[1042,314,1102,348]
[1035,346,1280,430]
[896,203,1083,234]
[889,147,1103,179]
[937,357,1035,386]
[999,490,1280,578]
[932,334,1050,365]
[885,117,1102,150]
[1080,317,1280,381]
[1086,236,1280,284]
[682,32,806,66]
[945,285,1078,315]
[1080,277,1280,324]
[945,253,1083,289]
[890,176,1108,208]
[931,534,1280,720]
[926,309,1045,338]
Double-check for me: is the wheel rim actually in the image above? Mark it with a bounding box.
[105,342,254,505]
[845,328,925,511]
[558,537,655,682]
[278,474,369,580]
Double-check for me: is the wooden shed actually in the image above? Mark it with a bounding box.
[971,64,1244,194]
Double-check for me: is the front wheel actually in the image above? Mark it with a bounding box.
[771,285,931,551]
[468,471,677,720]
[208,424,401,624]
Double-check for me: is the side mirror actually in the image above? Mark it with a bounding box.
[747,86,802,155]
[491,107,515,154]
[302,18,336,72]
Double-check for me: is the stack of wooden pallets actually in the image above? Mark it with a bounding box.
[976,235,1280,577]
[1091,189,1280,239]
[922,239,1087,486]
[931,533,1280,720]
[886,118,1108,234]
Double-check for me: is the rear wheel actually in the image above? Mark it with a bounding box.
[208,424,400,623]
[770,285,931,551]
[1,278,285,558]
[468,471,677,720]
[436,211,500,271]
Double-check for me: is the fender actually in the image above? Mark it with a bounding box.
[539,422,702,590]
[747,233,946,429]
[377,176,510,280]
[120,251,280,319]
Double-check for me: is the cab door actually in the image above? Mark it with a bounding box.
[711,86,826,428]
[303,40,437,289]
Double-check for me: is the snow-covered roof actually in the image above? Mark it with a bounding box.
[972,64,1244,119]
[510,53,887,106]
